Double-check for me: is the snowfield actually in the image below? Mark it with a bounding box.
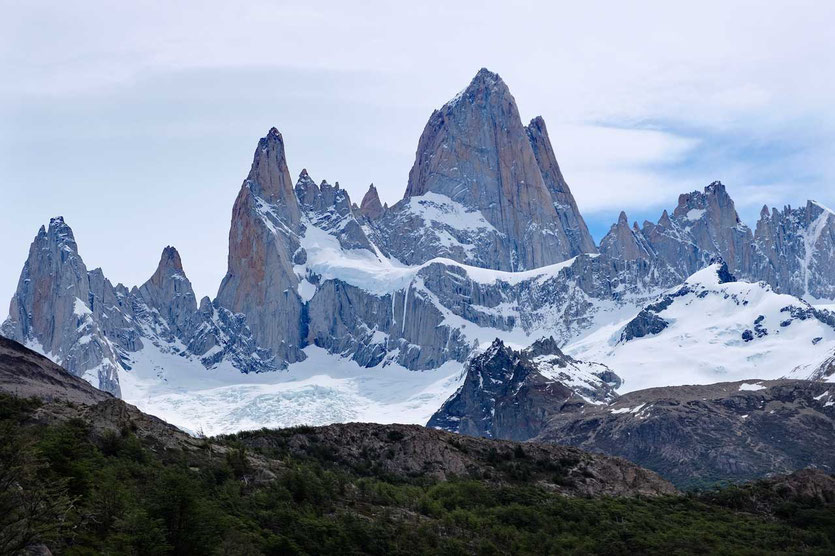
[566,265,835,393]
[119,343,464,436]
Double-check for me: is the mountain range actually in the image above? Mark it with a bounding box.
[2,68,835,440]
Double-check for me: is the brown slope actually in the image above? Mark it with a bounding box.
[0,335,674,497]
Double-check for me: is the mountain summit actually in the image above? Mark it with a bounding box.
[379,68,595,270]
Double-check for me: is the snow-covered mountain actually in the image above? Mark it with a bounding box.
[568,263,835,392]
[2,68,835,434]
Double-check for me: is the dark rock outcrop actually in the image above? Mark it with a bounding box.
[620,309,668,342]
[235,422,676,497]
[0,336,112,405]
[428,338,619,441]
[535,379,835,487]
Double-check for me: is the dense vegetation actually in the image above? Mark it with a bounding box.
[1,394,834,555]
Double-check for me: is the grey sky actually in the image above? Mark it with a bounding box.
[2,0,834,302]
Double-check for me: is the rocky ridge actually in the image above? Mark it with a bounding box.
[535,379,835,487]
[428,338,619,441]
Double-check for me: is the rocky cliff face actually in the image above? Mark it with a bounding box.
[752,201,835,299]
[668,181,754,275]
[215,127,306,367]
[0,214,281,393]
[1,218,122,395]
[135,246,198,341]
[605,181,754,282]
[428,338,619,441]
[525,116,597,256]
[295,172,375,253]
[599,211,656,262]
[375,68,595,271]
[600,182,835,300]
[359,183,385,220]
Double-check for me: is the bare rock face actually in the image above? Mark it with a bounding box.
[752,201,835,299]
[381,68,594,271]
[359,183,385,220]
[599,185,835,300]
[596,181,767,292]
[1,218,121,395]
[525,116,597,255]
[599,211,655,261]
[305,269,473,370]
[637,181,754,279]
[215,128,306,366]
[244,127,301,228]
[428,338,619,441]
[669,181,754,275]
[136,246,197,340]
[185,296,278,373]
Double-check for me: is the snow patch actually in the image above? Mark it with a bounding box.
[610,403,646,414]
[685,208,706,221]
[73,297,92,317]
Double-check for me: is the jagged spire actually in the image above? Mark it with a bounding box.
[599,210,652,261]
[43,216,79,253]
[139,246,197,336]
[617,211,629,226]
[294,169,319,206]
[158,246,184,273]
[1,217,122,395]
[401,67,592,270]
[360,183,384,219]
[245,127,301,225]
[217,127,307,365]
[297,168,314,185]
[525,115,597,255]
